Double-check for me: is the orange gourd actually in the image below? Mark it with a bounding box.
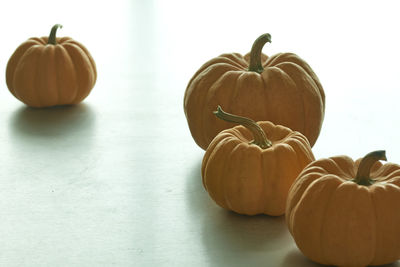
[286,150,400,266]
[184,33,325,150]
[202,107,315,216]
[6,24,97,107]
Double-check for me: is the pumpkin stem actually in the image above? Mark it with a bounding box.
[48,24,63,45]
[214,106,272,149]
[248,33,271,74]
[353,150,387,186]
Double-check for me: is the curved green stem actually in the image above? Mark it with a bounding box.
[353,150,387,186]
[248,33,271,73]
[214,106,272,149]
[48,24,63,45]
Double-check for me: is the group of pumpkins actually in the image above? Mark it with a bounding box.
[5,25,400,267]
[183,33,400,267]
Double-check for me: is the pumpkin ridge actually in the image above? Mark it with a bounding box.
[219,53,248,69]
[369,187,379,265]
[315,176,342,264]
[214,55,246,69]
[73,43,95,103]
[185,66,238,149]
[30,37,47,45]
[14,46,42,105]
[372,163,400,181]
[203,138,232,208]
[59,36,73,44]
[223,141,245,211]
[385,169,400,181]
[326,158,354,180]
[184,63,242,108]
[35,46,47,107]
[261,145,276,213]
[259,70,270,123]
[66,39,97,80]
[202,136,227,190]
[209,138,238,209]
[264,52,285,67]
[286,171,321,228]
[259,145,267,212]
[228,71,248,116]
[370,183,399,265]
[53,46,61,105]
[40,45,58,106]
[268,53,325,103]
[286,135,315,167]
[6,42,37,97]
[63,43,93,103]
[57,45,79,104]
[186,59,245,91]
[202,71,242,146]
[60,44,79,103]
[275,62,309,137]
[54,46,63,104]
[274,53,325,105]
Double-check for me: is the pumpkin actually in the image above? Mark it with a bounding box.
[6,24,97,107]
[184,33,325,150]
[201,106,315,216]
[286,150,400,266]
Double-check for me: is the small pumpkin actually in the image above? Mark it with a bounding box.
[6,24,97,107]
[286,150,400,266]
[184,33,325,150]
[202,106,315,216]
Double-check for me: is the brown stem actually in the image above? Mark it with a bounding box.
[48,24,63,45]
[214,106,272,149]
[248,33,271,73]
[353,150,387,186]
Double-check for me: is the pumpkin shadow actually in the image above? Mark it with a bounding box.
[9,103,96,139]
[380,261,400,267]
[201,201,290,266]
[8,103,97,156]
[281,248,400,267]
[281,248,326,267]
[184,157,213,215]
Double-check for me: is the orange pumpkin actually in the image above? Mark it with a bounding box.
[286,150,400,266]
[6,24,97,107]
[202,106,315,216]
[184,33,325,150]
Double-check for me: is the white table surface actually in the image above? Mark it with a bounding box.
[1,1,400,266]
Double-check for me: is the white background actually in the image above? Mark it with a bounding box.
[0,0,400,266]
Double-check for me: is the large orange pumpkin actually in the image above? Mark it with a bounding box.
[6,24,97,107]
[184,33,325,150]
[202,106,315,216]
[286,150,400,266]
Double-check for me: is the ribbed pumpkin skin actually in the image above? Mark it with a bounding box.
[201,121,315,216]
[286,156,400,266]
[6,36,97,107]
[184,52,325,150]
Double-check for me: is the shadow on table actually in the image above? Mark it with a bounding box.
[201,209,289,266]
[281,248,400,267]
[8,103,96,139]
[184,157,211,213]
[281,248,324,267]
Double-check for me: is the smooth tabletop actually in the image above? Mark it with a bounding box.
[1,1,400,266]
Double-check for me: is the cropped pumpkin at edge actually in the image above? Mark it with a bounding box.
[286,150,400,267]
[6,24,97,108]
[201,106,315,216]
[184,33,325,150]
